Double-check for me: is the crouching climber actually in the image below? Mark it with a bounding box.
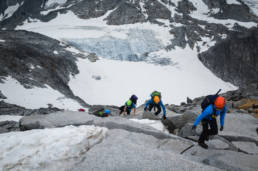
[93,109,111,117]
[144,91,167,120]
[119,95,138,116]
[192,95,227,149]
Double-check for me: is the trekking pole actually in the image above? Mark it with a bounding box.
[215,89,222,95]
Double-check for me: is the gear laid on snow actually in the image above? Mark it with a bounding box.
[105,109,111,115]
[78,108,85,112]
[93,108,111,117]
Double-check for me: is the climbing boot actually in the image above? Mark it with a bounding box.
[198,141,208,149]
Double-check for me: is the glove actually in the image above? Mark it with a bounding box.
[162,115,166,120]
[192,125,197,130]
[220,126,224,131]
[192,125,197,135]
[144,107,147,111]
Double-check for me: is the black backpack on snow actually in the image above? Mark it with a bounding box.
[201,89,221,111]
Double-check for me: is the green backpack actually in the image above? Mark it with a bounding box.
[151,91,161,99]
[126,100,133,107]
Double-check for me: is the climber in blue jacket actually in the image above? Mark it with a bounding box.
[144,91,167,119]
[192,96,227,149]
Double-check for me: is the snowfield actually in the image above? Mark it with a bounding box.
[0,76,82,110]
[69,47,236,106]
[13,7,239,107]
[0,125,108,171]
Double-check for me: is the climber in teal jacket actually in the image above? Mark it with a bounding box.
[144,98,167,119]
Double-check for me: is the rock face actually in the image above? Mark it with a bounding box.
[0,30,88,107]
[0,91,6,99]
[199,28,258,88]
[0,120,19,133]
[18,109,258,171]
[0,101,62,116]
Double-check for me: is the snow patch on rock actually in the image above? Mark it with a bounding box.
[0,115,23,122]
[130,118,169,133]
[226,0,242,5]
[0,125,107,171]
[1,3,20,21]
[190,0,257,29]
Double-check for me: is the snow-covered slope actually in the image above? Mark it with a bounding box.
[0,76,82,110]
[0,125,107,170]
[15,9,237,106]
[2,0,258,108]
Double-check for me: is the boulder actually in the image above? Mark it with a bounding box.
[0,121,19,133]
[0,91,6,99]
[0,101,62,116]
[187,97,193,104]
[142,111,161,120]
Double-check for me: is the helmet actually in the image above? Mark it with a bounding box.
[105,109,111,115]
[130,95,138,104]
[130,94,138,101]
[215,96,226,109]
[154,96,160,104]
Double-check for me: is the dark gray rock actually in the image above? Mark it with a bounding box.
[70,0,119,20]
[87,53,98,62]
[0,101,62,116]
[0,100,30,116]
[169,26,187,49]
[177,0,196,14]
[105,1,146,25]
[0,91,6,99]
[145,0,171,21]
[0,30,88,107]
[142,111,161,120]
[0,120,19,133]
[187,97,193,104]
[178,123,195,137]
[202,0,258,23]
[199,28,258,88]
[161,118,176,134]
